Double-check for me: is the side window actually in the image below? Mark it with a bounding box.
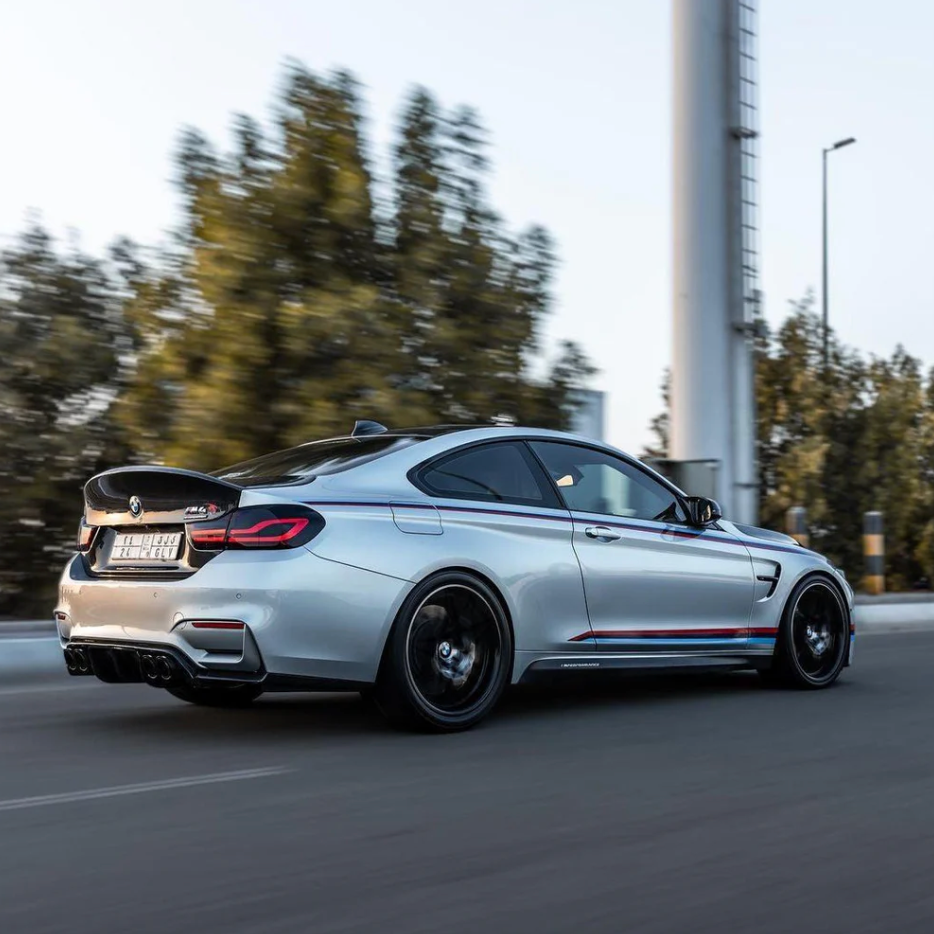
[417,442,558,507]
[529,441,685,522]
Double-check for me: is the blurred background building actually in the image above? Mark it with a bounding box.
[569,389,606,442]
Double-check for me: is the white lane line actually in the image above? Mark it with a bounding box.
[0,767,291,813]
[0,681,104,698]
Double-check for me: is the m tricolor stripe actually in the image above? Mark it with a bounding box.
[570,627,778,643]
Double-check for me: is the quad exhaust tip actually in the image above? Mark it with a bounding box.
[65,646,182,684]
[140,652,177,683]
[64,646,91,674]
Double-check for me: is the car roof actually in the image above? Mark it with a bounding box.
[335,424,587,440]
[340,424,504,439]
[290,424,680,495]
[230,423,688,503]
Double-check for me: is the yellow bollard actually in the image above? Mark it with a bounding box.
[863,511,885,595]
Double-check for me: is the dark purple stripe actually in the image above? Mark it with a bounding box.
[304,501,395,509]
[568,516,802,553]
[302,501,802,555]
[304,500,572,524]
[439,503,572,523]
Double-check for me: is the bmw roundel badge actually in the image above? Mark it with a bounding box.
[129,495,143,518]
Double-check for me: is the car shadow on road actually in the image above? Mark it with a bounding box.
[69,669,786,745]
[499,669,769,718]
[91,690,389,742]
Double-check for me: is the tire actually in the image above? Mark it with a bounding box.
[165,682,263,708]
[374,571,513,732]
[760,575,849,689]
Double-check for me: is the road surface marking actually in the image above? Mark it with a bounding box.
[0,767,291,813]
[0,681,104,698]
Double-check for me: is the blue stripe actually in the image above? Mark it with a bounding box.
[592,637,748,646]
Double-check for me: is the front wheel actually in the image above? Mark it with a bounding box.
[165,682,263,708]
[374,572,513,732]
[761,576,849,689]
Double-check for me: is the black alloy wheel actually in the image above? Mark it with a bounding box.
[762,577,849,688]
[375,571,513,731]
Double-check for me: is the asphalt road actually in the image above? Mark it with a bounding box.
[1,633,933,934]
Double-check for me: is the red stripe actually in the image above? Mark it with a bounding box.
[190,621,245,630]
[570,626,778,642]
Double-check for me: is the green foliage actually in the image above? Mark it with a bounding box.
[114,68,591,472]
[0,65,593,615]
[0,227,131,614]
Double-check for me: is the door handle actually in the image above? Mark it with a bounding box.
[585,525,622,541]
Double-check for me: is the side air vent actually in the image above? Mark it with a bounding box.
[351,420,388,437]
[752,559,782,600]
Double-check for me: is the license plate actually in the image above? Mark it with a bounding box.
[111,532,182,562]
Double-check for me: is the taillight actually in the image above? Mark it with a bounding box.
[77,520,98,553]
[189,521,229,547]
[188,505,324,551]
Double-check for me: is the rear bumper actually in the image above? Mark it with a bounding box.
[56,549,413,686]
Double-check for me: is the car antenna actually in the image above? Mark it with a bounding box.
[351,420,388,437]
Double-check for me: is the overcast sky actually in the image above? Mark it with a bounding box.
[3,0,932,450]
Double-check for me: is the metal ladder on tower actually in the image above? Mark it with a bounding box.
[733,0,763,332]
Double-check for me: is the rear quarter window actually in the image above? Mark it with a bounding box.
[415,442,560,507]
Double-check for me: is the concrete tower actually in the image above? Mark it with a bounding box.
[670,0,759,524]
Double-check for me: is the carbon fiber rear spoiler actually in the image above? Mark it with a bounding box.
[83,466,242,527]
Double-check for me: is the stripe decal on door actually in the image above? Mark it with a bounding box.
[569,627,778,644]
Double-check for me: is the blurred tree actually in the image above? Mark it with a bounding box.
[118,67,400,469]
[116,69,592,473]
[391,89,591,428]
[916,371,934,587]
[1,64,597,615]
[643,369,670,460]
[0,226,129,615]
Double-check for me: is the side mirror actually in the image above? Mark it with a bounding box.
[685,496,722,527]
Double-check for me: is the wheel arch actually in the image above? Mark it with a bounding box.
[783,569,852,621]
[772,569,852,668]
[374,565,516,684]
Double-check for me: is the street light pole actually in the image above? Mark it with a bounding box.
[821,137,856,372]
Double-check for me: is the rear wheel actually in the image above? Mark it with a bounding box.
[761,576,849,689]
[165,682,263,708]
[374,572,513,732]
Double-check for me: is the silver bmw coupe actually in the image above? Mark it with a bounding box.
[57,423,854,731]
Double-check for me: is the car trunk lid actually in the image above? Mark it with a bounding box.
[84,466,242,527]
[82,467,243,577]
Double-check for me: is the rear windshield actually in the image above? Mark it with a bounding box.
[212,436,424,487]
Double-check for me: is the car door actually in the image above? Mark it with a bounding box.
[412,440,595,653]
[527,440,756,653]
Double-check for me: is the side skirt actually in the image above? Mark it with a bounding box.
[516,652,771,683]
